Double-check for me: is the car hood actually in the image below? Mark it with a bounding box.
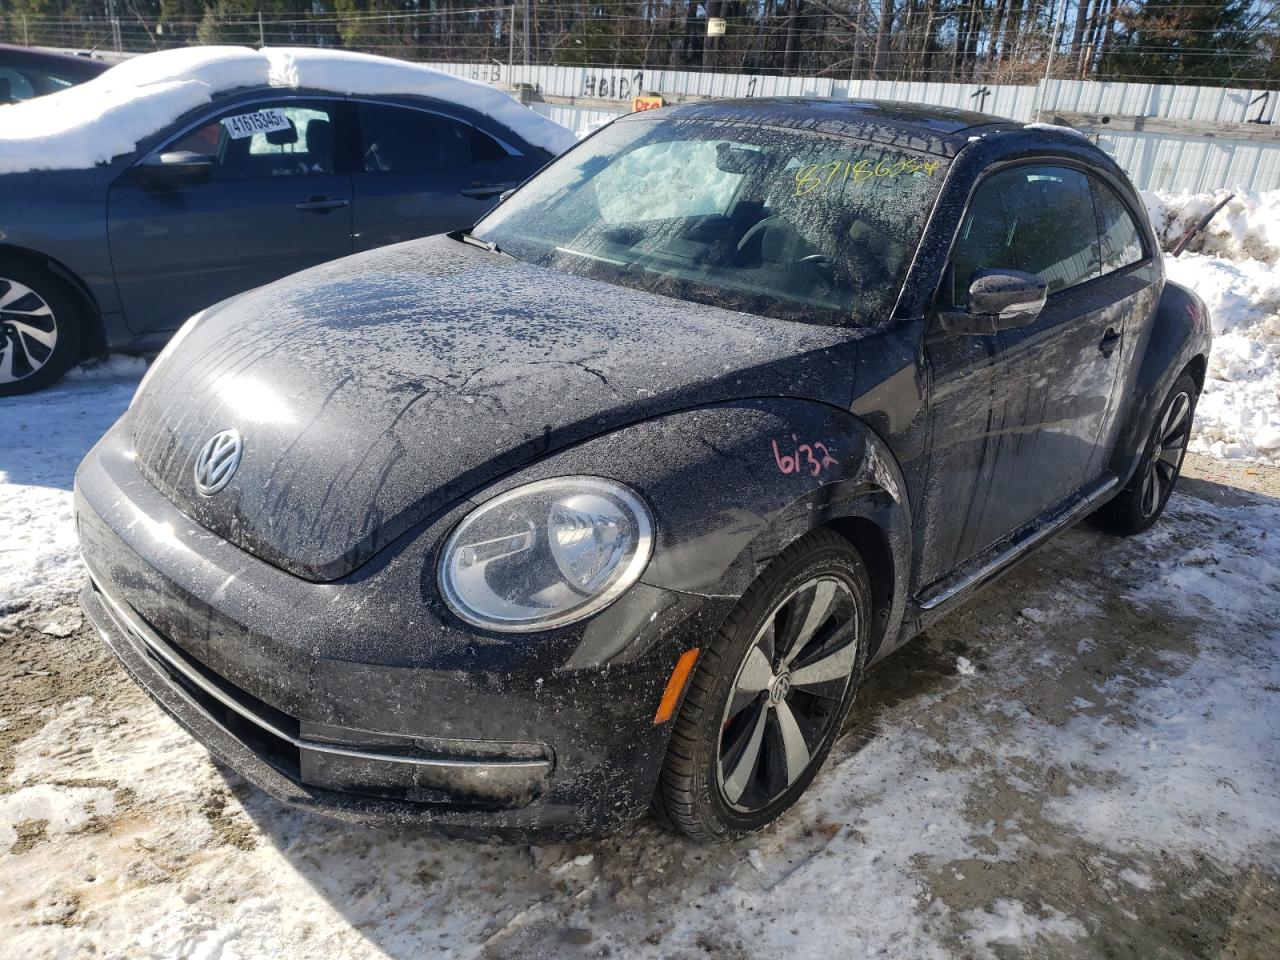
[128,235,858,581]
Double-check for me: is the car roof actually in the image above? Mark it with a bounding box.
[630,97,1025,158]
[0,44,112,75]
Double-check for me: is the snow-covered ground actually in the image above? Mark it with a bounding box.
[2,414,1277,956]
[0,358,144,614]
[1,189,1278,959]
[3,376,1279,958]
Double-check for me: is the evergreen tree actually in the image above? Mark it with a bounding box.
[1103,0,1266,85]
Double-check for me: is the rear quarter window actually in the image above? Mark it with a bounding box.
[1091,179,1145,273]
[359,103,508,172]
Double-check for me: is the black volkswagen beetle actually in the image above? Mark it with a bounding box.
[76,99,1210,841]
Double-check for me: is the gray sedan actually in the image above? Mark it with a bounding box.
[0,79,564,395]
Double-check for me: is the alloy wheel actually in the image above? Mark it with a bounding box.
[716,576,859,812]
[1140,389,1192,518]
[0,277,58,385]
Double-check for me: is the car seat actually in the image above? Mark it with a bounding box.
[304,118,334,173]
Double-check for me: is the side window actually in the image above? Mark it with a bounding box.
[166,102,339,179]
[1091,179,1145,273]
[0,67,35,103]
[358,103,506,172]
[951,165,1101,306]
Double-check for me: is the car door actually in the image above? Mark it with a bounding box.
[1081,175,1161,480]
[920,163,1124,586]
[351,100,528,251]
[107,98,353,335]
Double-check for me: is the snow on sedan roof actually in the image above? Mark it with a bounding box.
[0,46,576,174]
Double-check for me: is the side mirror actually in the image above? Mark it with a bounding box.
[135,151,214,187]
[939,269,1047,335]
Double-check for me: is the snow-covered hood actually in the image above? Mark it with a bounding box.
[127,236,857,581]
[0,46,575,175]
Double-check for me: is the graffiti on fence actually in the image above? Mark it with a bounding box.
[583,72,645,100]
[466,63,504,84]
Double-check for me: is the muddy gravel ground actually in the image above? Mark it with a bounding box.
[1,452,1277,959]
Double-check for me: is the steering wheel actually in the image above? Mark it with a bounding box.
[735,215,782,258]
[795,252,838,285]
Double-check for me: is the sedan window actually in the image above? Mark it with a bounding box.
[358,103,507,173]
[0,64,79,102]
[166,103,340,179]
[0,67,35,102]
[951,165,1101,306]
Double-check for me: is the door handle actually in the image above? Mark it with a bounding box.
[295,196,350,212]
[459,182,514,199]
[1099,327,1122,357]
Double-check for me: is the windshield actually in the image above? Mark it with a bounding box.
[473,117,948,326]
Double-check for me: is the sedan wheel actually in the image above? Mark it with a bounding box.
[0,278,58,385]
[654,529,871,840]
[0,259,83,397]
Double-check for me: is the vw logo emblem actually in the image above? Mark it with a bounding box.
[193,429,243,497]
[768,671,792,705]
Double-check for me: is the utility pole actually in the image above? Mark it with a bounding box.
[522,0,531,72]
[1036,0,1069,121]
[104,0,122,51]
[259,11,265,48]
[508,4,515,73]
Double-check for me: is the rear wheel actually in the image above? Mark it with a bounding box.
[0,257,84,397]
[1095,372,1197,536]
[653,529,871,841]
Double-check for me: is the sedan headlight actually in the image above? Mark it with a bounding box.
[440,477,654,632]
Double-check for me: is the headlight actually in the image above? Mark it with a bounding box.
[440,477,654,632]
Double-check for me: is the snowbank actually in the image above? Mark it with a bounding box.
[0,46,574,174]
[1142,188,1280,264]
[1141,189,1280,462]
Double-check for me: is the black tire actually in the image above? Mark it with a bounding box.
[653,529,872,841]
[1095,372,1198,536]
[0,256,84,397]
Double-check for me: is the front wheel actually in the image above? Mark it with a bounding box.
[653,529,871,841]
[0,257,84,397]
[1095,372,1198,536]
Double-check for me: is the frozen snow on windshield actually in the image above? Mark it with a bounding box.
[594,139,745,222]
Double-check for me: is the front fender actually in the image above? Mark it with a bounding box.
[1110,280,1211,485]
[0,168,119,315]
[476,399,912,658]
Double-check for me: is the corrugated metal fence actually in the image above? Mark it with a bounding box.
[425,62,1280,194]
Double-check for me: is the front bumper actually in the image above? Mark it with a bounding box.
[76,422,731,840]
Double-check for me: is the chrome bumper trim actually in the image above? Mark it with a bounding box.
[86,572,550,776]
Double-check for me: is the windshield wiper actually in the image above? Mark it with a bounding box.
[457,231,518,261]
